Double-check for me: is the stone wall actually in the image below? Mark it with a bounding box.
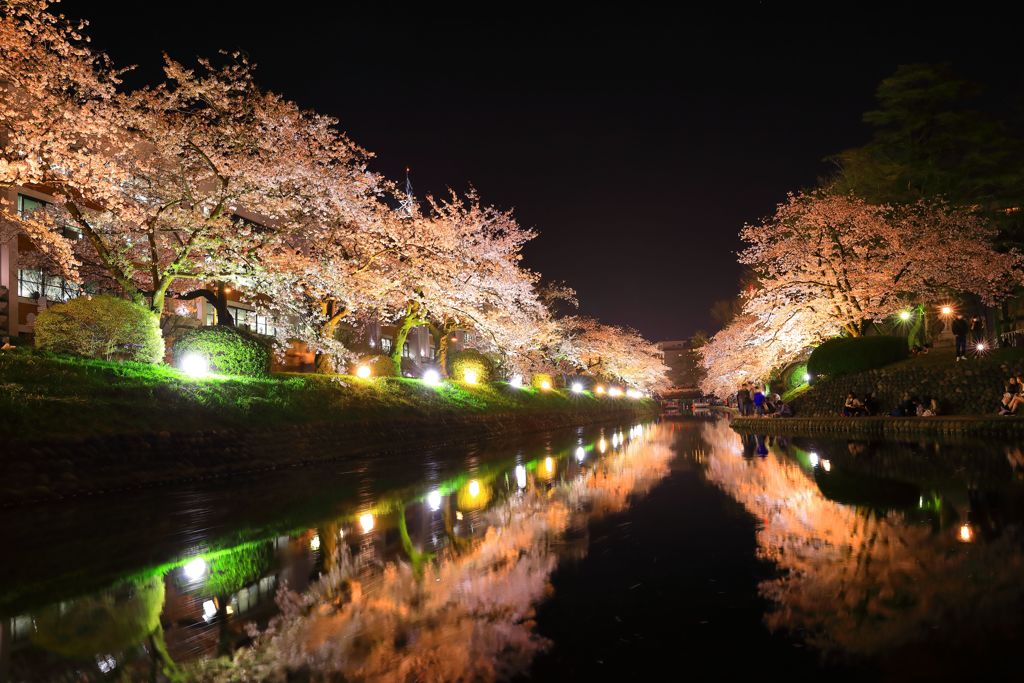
[3,404,658,507]
[790,352,1024,417]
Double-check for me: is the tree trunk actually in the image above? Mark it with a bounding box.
[390,307,425,370]
[177,284,234,326]
[315,302,349,374]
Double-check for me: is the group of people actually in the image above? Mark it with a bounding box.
[951,313,987,361]
[841,391,940,417]
[890,393,940,417]
[735,383,793,418]
[999,376,1024,415]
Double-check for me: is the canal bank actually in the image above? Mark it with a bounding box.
[0,352,657,506]
[731,415,1024,438]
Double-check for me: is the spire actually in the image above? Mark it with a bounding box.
[398,166,416,218]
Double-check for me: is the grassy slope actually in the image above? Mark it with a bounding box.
[0,350,655,442]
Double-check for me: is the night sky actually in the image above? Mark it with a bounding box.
[59,3,1020,341]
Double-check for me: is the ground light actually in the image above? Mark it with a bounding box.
[359,512,375,533]
[958,523,974,543]
[427,490,442,511]
[595,385,606,395]
[608,387,623,397]
[976,342,987,352]
[510,374,523,388]
[899,310,912,321]
[941,305,954,316]
[463,369,479,384]
[183,557,207,581]
[626,388,642,399]
[540,379,552,391]
[571,382,583,394]
[355,364,372,379]
[180,353,210,378]
[803,372,812,382]
[422,369,441,386]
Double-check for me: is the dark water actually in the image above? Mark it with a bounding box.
[2,419,1024,681]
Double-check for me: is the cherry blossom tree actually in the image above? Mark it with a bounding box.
[2,1,381,321]
[700,192,1024,396]
[554,317,670,393]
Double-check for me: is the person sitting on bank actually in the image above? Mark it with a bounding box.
[917,397,940,417]
[0,337,13,351]
[891,392,920,417]
[862,392,878,416]
[843,392,864,417]
[1001,383,1024,415]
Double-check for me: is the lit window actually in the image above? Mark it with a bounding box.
[403,342,411,358]
[17,268,78,301]
[381,337,393,354]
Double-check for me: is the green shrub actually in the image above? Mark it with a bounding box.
[450,349,495,383]
[531,372,555,390]
[34,295,164,364]
[781,362,810,390]
[356,354,398,377]
[173,326,271,376]
[807,336,908,379]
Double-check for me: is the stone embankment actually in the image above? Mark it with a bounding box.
[790,351,1024,418]
[3,406,657,507]
[731,415,1024,438]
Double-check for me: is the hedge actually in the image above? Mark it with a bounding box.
[173,326,271,377]
[449,349,495,383]
[807,335,908,379]
[34,295,164,364]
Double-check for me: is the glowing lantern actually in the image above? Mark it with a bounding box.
[803,372,811,382]
[422,369,441,386]
[598,437,607,453]
[941,305,953,316]
[515,465,527,489]
[571,382,584,394]
[976,342,987,352]
[457,478,491,510]
[821,459,832,472]
[540,379,552,391]
[355,364,372,379]
[183,557,207,581]
[608,387,623,397]
[626,388,642,399]
[180,353,210,378]
[958,523,974,543]
[575,446,586,462]
[359,512,375,533]
[310,534,321,551]
[427,490,442,511]
[510,374,523,388]
[595,385,606,395]
[899,310,912,321]
[809,451,820,467]
[463,369,479,384]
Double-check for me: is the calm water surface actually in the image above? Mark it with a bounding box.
[2,419,1023,681]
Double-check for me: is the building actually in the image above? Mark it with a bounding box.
[0,184,472,375]
[655,339,702,392]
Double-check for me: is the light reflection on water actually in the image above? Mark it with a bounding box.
[5,419,1024,680]
[1,421,669,681]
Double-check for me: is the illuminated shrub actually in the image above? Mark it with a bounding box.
[449,349,494,383]
[357,354,398,377]
[781,362,810,390]
[34,295,164,364]
[173,326,271,376]
[807,336,908,379]
[531,372,555,390]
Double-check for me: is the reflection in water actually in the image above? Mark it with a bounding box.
[2,422,670,681]
[700,420,1024,658]
[191,425,671,681]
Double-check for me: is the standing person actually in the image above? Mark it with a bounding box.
[737,383,751,416]
[951,313,969,361]
[970,315,986,346]
[753,386,766,416]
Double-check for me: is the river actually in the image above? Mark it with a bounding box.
[2,418,1023,681]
